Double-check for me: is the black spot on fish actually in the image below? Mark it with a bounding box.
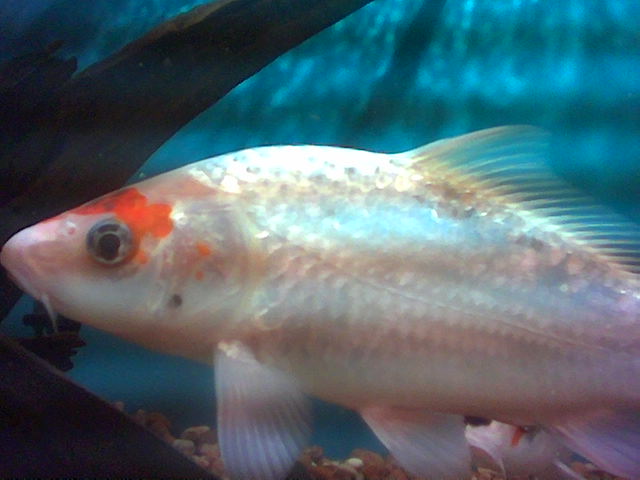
[514,234,546,251]
[529,238,546,251]
[169,294,183,308]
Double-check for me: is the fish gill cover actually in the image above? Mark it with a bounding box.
[1,0,640,462]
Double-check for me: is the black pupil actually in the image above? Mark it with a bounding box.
[97,233,121,261]
[87,219,132,266]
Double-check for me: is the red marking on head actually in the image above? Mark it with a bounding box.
[134,250,149,265]
[173,176,218,196]
[73,188,141,216]
[195,270,204,281]
[511,426,526,447]
[72,188,173,258]
[196,242,212,257]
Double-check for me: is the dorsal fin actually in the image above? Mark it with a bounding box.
[398,126,640,277]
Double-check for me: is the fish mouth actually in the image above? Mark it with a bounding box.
[1,228,58,324]
[2,248,40,300]
[0,228,58,332]
[4,263,59,329]
[5,266,39,299]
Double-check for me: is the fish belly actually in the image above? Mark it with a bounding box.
[255,278,639,423]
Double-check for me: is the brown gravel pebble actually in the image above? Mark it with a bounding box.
[473,467,501,480]
[308,461,360,480]
[181,425,215,443]
[386,468,410,480]
[348,449,388,480]
[191,454,211,470]
[147,412,174,442]
[115,404,620,480]
[172,438,196,456]
[349,449,385,468]
[199,442,220,460]
[210,457,226,478]
[299,445,326,467]
[360,464,388,480]
[345,458,363,469]
[198,442,226,477]
[132,408,148,425]
[146,411,171,428]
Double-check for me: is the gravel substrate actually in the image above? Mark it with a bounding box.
[120,404,625,480]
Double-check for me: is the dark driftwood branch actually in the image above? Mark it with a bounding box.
[0,0,374,318]
[0,333,218,477]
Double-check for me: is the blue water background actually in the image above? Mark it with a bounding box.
[2,0,640,458]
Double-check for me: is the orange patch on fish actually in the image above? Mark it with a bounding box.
[511,426,526,447]
[73,187,174,242]
[171,175,218,196]
[196,242,212,257]
[135,250,149,265]
[195,270,204,281]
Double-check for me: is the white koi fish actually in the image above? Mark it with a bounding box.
[2,126,640,480]
[466,421,584,479]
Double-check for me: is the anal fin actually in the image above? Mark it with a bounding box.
[361,406,471,480]
[467,421,583,480]
[215,341,310,480]
[545,408,640,480]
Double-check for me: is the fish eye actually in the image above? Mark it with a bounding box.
[86,218,133,266]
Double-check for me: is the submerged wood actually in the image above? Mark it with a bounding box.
[0,0,374,318]
[0,334,218,477]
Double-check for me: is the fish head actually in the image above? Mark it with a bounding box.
[1,173,258,356]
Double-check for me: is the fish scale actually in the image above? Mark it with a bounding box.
[247,185,622,351]
[247,230,610,408]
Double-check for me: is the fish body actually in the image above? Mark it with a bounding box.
[2,126,640,479]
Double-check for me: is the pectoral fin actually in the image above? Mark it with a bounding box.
[361,406,471,480]
[215,341,311,480]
